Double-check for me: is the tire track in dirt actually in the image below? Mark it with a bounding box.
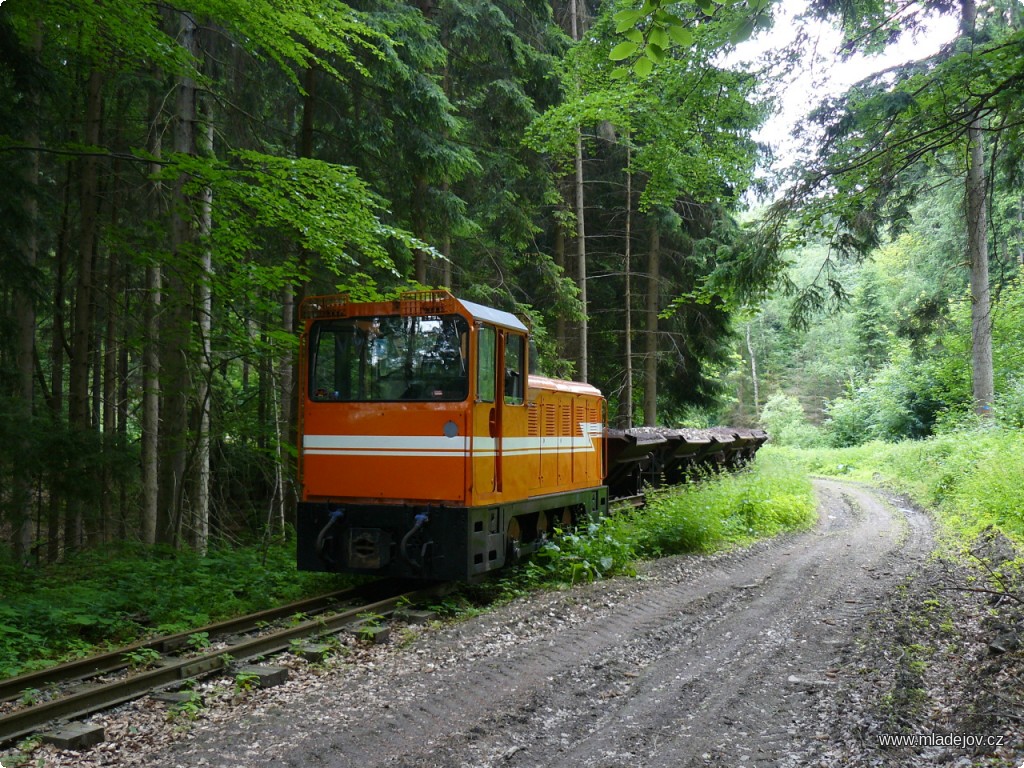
[149,479,932,768]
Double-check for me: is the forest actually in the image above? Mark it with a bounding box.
[1,0,1023,569]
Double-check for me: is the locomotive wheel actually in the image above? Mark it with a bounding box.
[556,507,573,529]
[537,511,551,536]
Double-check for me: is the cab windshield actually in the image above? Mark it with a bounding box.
[309,314,469,402]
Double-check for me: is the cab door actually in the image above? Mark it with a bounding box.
[471,324,501,501]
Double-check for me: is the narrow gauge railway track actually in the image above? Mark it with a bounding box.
[0,581,398,705]
[0,579,447,747]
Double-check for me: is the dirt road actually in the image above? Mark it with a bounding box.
[128,478,938,768]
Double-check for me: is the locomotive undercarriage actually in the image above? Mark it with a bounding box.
[297,487,609,581]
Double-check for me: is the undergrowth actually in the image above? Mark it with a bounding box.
[522,448,815,588]
[0,541,354,678]
[786,425,1024,546]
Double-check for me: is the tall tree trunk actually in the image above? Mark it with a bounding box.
[277,287,293,531]
[141,68,163,546]
[13,25,42,563]
[277,65,319,530]
[966,118,994,415]
[68,69,104,549]
[746,321,759,417]
[442,235,452,289]
[622,139,633,429]
[412,175,429,284]
[141,261,161,546]
[573,142,588,381]
[438,57,453,289]
[569,0,588,382]
[961,0,994,416]
[193,112,214,554]
[117,263,130,536]
[48,169,72,561]
[101,213,120,544]
[268,356,286,538]
[553,220,567,358]
[159,9,200,546]
[100,133,125,543]
[643,222,660,426]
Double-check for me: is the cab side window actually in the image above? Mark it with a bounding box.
[477,326,496,402]
[504,333,525,405]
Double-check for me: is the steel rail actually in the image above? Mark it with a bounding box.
[612,494,646,509]
[0,582,443,746]
[0,585,372,705]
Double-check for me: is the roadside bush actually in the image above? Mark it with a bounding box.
[995,376,1024,429]
[528,448,816,588]
[943,434,1024,540]
[822,394,875,448]
[637,480,725,555]
[823,358,941,447]
[637,450,815,552]
[527,514,638,586]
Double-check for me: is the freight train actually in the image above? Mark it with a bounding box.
[295,290,766,581]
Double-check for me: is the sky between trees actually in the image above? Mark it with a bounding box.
[736,2,960,173]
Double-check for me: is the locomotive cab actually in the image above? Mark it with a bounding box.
[296,290,608,580]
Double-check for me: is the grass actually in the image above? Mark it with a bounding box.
[522,448,817,588]
[782,425,1024,545]
[0,540,355,678]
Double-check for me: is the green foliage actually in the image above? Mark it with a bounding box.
[750,7,1024,326]
[6,0,383,94]
[528,516,639,586]
[608,0,775,79]
[0,407,138,542]
[635,483,725,554]
[232,671,261,697]
[524,0,767,419]
[186,632,212,653]
[167,689,205,723]
[354,610,388,642]
[731,193,1024,448]
[995,376,1024,429]
[757,393,825,448]
[812,267,1024,447]
[524,449,814,587]
[0,736,42,768]
[0,541,351,677]
[165,151,409,279]
[823,353,936,446]
[122,647,161,671]
[639,450,815,549]
[851,271,890,370]
[530,14,764,210]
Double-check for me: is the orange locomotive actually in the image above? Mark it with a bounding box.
[296,290,609,580]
